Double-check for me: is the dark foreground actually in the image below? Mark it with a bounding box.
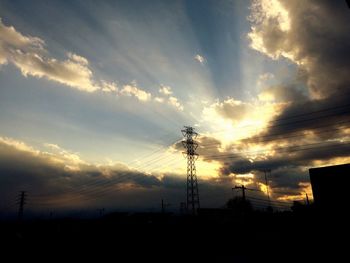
[0,210,348,262]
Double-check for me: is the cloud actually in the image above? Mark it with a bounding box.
[0,136,252,213]
[0,18,100,92]
[199,97,350,201]
[168,96,184,111]
[248,0,350,99]
[120,83,152,101]
[220,140,350,176]
[255,73,308,103]
[204,98,284,124]
[251,97,350,144]
[43,142,87,171]
[159,85,172,95]
[194,54,205,64]
[0,136,164,210]
[154,97,165,103]
[258,84,308,103]
[155,84,184,111]
[206,98,254,123]
[101,81,118,93]
[247,0,350,141]
[44,143,61,150]
[0,136,39,154]
[67,52,89,65]
[0,18,182,108]
[215,138,350,201]
[201,97,283,143]
[256,72,274,87]
[196,136,223,161]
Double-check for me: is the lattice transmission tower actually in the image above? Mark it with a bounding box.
[181,126,200,215]
[17,191,27,221]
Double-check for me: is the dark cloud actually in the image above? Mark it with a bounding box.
[197,136,223,160]
[218,140,350,197]
[172,135,223,161]
[247,0,350,140]
[215,100,253,123]
[0,139,242,216]
[204,1,350,199]
[221,141,350,174]
[246,95,350,144]
[251,0,350,97]
[260,83,309,103]
[0,141,163,212]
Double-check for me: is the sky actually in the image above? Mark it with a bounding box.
[1,0,350,217]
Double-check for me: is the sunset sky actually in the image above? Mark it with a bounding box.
[1,0,350,215]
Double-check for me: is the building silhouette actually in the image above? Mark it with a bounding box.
[309,163,350,212]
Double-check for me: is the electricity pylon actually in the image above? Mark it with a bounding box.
[17,191,27,221]
[182,126,200,215]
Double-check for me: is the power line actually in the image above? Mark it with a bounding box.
[200,120,350,148]
[23,139,348,209]
[28,156,185,206]
[19,103,350,203]
[204,140,350,160]
[249,198,292,207]
[29,137,182,200]
[19,108,350,210]
[198,103,350,136]
[248,196,291,206]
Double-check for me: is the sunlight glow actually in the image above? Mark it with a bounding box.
[201,98,284,146]
[232,173,255,186]
[258,182,269,196]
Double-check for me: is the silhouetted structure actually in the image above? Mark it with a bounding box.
[17,191,26,221]
[182,126,200,215]
[309,163,350,212]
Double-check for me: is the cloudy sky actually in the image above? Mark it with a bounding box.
[1,0,350,216]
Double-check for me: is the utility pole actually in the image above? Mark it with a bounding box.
[17,191,27,221]
[233,185,261,202]
[233,185,258,214]
[182,126,200,215]
[233,185,246,202]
